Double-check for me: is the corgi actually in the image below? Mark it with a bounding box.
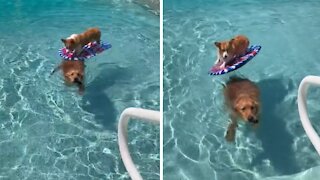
[223,77,260,142]
[51,60,85,94]
[214,35,249,68]
[61,27,101,57]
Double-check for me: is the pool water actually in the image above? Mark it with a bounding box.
[164,0,320,179]
[0,0,159,179]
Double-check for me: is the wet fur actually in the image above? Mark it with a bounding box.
[224,77,260,142]
[61,27,101,56]
[51,60,85,94]
[214,35,249,68]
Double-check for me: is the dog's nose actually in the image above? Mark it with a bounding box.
[223,54,228,58]
[74,78,82,85]
[248,116,258,123]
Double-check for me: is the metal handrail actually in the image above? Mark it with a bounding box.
[298,75,320,156]
[118,107,160,180]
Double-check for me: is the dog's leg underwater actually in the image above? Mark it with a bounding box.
[225,122,237,142]
[74,78,85,95]
[50,65,61,76]
[225,117,238,142]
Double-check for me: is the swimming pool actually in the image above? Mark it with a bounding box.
[0,0,159,179]
[164,0,320,179]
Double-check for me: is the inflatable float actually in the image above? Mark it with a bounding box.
[209,45,261,75]
[59,41,112,61]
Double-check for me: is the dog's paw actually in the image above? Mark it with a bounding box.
[225,129,236,142]
[225,122,237,142]
[219,62,226,69]
[214,58,221,65]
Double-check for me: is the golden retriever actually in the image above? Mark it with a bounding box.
[223,77,260,142]
[51,60,85,94]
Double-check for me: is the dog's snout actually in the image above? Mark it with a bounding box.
[74,77,82,84]
[222,51,228,59]
[248,116,258,123]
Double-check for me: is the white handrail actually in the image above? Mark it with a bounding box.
[118,107,160,180]
[298,75,320,156]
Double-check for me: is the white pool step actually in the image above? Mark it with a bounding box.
[118,107,160,180]
[298,75,320,156]
[251,76,320,180]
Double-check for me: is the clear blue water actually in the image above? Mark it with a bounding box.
[164,0,320,179]
[0,0,159,179]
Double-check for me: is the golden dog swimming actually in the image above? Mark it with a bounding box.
[51,60,85,94]
[223,77,260,142]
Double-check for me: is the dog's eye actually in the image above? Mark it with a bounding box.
[241,107,245,111]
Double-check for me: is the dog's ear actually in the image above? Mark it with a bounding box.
[233,97,245,112]
[229,38,236,48]
[253,99,260,111]
[229,38,235,45]
[61,39,66,43]
[214,42,220,48]
[232,100,241,111]
[69,39,75,44]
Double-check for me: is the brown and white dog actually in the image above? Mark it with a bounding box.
[214,35,249,68]
[51,60,85,94]
[223,77,260,142]
[61,27,101,56]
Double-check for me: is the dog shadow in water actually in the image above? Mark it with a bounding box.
[81,65,128,131]
[249,78,300,175]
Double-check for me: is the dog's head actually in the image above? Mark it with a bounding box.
[64,69,84,85]
[234,95,260,124]
[214,39,235,62]
[61,38,77,51]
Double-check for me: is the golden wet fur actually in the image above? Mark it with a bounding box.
[214,35,249,68]
[224,77,260,142]
[61,27,101,56]
[51,60,85,94]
